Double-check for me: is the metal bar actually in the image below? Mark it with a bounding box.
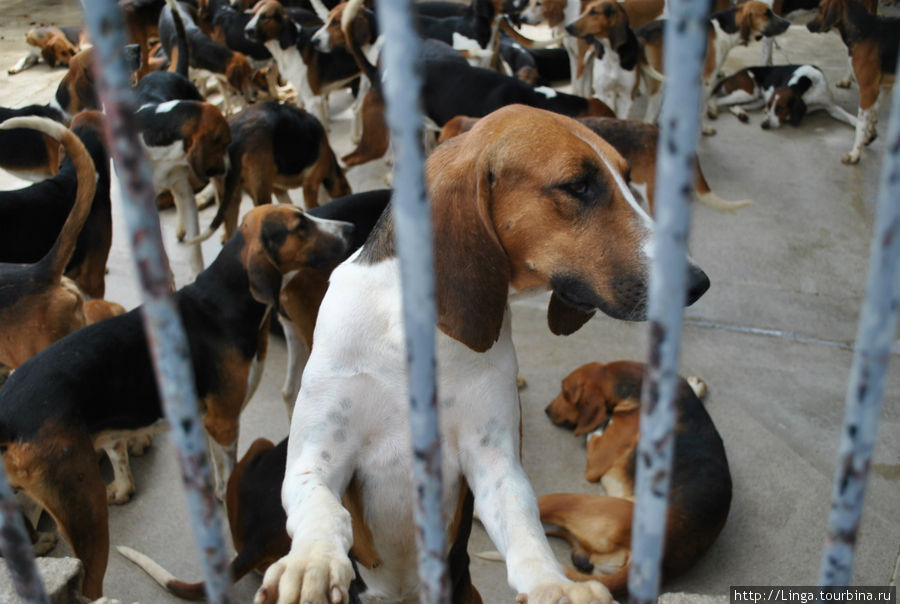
[0,473,48,603]
[79,1,234,601]
[628,0,709,600]
[818,71,900,586]
[374,0,449,602]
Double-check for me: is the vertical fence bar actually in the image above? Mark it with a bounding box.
[818,71,900,586]
[0,474,48,603]
[627,0,709,600]
[79,1,234,601]
[375,1,449,602]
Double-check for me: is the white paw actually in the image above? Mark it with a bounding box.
[254,545,355,604]
[518,580,614,604]
[107,483,134,505]
[842,150,860,165]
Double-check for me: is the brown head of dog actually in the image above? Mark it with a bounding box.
[566,0,632,51]
[422,105,709,352]
[545,360,643,486]
[27,27,79,68]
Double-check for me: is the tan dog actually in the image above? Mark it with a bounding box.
[8,26,88,75]
[542,360,731,596]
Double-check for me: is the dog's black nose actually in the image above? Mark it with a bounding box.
[685,265,710,306]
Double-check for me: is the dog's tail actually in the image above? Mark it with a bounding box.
[117,546,207,600]
[695,163,752,211]
[0,116,96,283]
[184,149,241,245]
[165,0,190,77]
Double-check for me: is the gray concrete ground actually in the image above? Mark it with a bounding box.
[0,0,898,601]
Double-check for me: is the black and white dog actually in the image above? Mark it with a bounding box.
[713,64,857,129]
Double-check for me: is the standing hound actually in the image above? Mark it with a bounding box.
[806,0,898,164]
[50,48,102,120]
[713,64,858,129]
[0,205,354,600]
[0,111,113,300]
[244,0,360,129]
[8,26,88,75]
[0,116,96,374]
[189,101,351,245]
[135,94,231,275]
[636,1,790,132]
[254,105,710,604]
[542,361,731,596]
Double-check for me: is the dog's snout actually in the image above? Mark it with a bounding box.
[685,265,710,306]
[565,23,577,36]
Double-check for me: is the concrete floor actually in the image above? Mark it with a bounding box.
[0,0,898,602]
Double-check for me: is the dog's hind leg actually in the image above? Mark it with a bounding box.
[5,431,110,599]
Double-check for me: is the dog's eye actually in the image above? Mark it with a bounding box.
[564,179,590,198]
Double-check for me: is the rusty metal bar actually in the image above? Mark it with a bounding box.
[0,473,48,603]
[375,0,449,602]
[819,71,900,586]
[627,0,709,600]
[79,0,234,601]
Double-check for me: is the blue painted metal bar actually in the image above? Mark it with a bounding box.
[79,0,234,601]
[819,71,900,586]
[0,474,48,603]
[627,0,709,600]
[374,0,449,601]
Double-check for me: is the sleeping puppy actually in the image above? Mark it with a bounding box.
[8,26,88,75]
[542,360,732,596]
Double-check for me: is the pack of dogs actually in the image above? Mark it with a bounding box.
[0,0,895,600]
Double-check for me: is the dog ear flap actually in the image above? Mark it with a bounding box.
[609,7,630,50]
[430,133,511,353]
[738,6,752,44]
[789,96,807,126]
[243,214,289,306]
[574,396,606,436]
[547,292,596,335]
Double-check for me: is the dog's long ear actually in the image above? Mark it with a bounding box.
[548,292,596,335]
[430,133,511,353]
[738,5,753,44]
[609,5,630,50]
[242,213,290,306]
[574,394,607,436]
[789,95,807,126]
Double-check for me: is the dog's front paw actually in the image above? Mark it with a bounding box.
[107,483,133,505]
[517,581,614,604]
[842,150,861,165]
[835,77,852,89]
[254,545,355,604]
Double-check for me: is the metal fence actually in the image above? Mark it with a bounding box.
[0,0,897,601]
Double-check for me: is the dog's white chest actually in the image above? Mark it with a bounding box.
[291,255,519,600]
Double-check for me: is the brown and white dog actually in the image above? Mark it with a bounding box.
[0,117,96,374]
[254,105,709,604]
[0,204,354,599]
[245,0,361,128]
[439,114,752,211]
[8,26,89,75]
[542,360,732,596]
[188,101,350,247]
[636,1,791,131]
[806,0,898,164]
[136,97,231,275]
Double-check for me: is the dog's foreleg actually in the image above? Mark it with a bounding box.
[461,414,612,602]
[825,103,858,128]
[280,315,310,418]
[350,77,370,145]
[255,419,357,604]
[843,106,873,164]
[103,440,135,505]
[8,49,40,74]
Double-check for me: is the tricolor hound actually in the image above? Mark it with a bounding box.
[254,105,710,604]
